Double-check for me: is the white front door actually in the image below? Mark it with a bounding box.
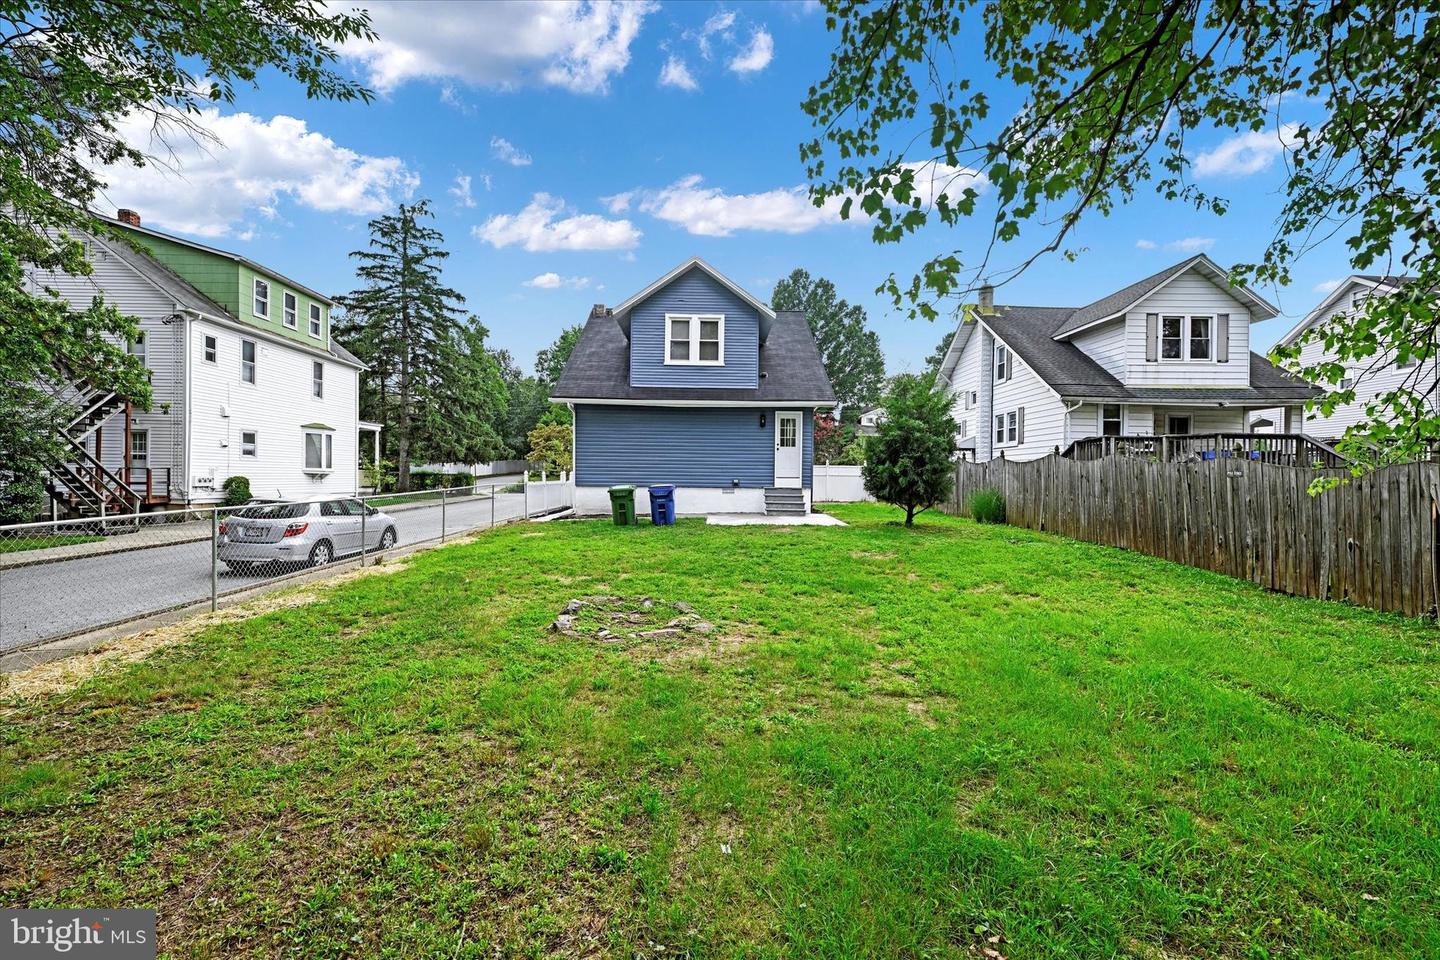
[774,410,802,488]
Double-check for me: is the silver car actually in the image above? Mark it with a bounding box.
[218,498,398,572]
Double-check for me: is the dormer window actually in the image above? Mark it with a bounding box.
[665,313,724,365]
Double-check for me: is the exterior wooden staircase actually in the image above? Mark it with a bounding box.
[44,382,144,520]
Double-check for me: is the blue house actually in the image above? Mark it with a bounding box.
[552,258,837,516]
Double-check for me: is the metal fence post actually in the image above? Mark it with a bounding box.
[441,486,447,542]
[360,495,367,568]
[490,483,496,528]
[524,474,530,519]
[210,508,219,612]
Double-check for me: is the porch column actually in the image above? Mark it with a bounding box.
[1283,405,1302,433]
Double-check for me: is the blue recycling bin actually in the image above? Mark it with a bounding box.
[648,484,676,525]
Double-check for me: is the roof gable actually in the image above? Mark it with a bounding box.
[1275,274,1414,348]
[1053,254,1278,339]
[611,257,775,339]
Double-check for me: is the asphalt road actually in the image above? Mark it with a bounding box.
[0,488,549,654]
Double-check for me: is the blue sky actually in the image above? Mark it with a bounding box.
[95,0,1349,375]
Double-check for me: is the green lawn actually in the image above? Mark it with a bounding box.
[0,532,104,554]
[2,504,1437,958]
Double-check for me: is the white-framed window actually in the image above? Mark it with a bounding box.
[957,420,968,438]
[129,332,149,380]
[309,303,322,338]
[203,334,217,364]
[312,361,324,398]
[994,344,1010,381]
[1101,404,1123,437]
[130,429,149,464]
[1161,315,1213,361]
[304,428,334,473]
[1189,315,1212,360]
[253,278,269,318]
[241,430,258,457]
[1338,369,1356,390]
[240,338,256,384]
[993,409,1020,446]
[283,291,298,328]
[1351,290,1369,311]
[1166,414,1192,435]
[665,314,724,365]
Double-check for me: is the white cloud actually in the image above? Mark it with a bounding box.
[1135,238,1157,250]
[1193,123,1300,177]
[636,174,848,237]
[340,0,658,95]
[897,161,989,205]
[695,9,737,59]
[449,174,476,208]
[728,27,774,74]
[600,190,634,213]
[490,136,533,167]
[1314,277,1345,293]
[1167,236,1215,252]
[475,193,641,251]
[93,108,418,237]
[659,54,699,91]
[624,164,986,238]
[524,271,592,289]
[478,173,494,191]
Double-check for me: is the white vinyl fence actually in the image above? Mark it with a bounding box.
[814,464,873,503]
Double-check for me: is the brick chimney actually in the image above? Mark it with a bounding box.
[117,208,141,227]
[589,303,608,319]
[977,282,994,315]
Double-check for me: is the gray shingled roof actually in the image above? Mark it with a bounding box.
[984,304,1319,404]
[552,309,836,404]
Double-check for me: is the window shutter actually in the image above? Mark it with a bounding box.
[1145,313,1159,362]
[1216,313,1230,362]
[1017,406,1025,444]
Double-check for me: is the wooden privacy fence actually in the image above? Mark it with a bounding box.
[943,456,1439,619]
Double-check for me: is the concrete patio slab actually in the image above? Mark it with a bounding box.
[704,513,847,526]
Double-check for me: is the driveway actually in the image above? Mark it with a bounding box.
[0,489,539,653]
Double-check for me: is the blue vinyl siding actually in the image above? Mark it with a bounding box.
[628,267,760,389]
[575,405,812,488]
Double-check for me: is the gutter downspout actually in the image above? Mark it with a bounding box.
[1062,399,1084,452]
[180,310,193,507]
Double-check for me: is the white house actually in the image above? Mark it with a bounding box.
[1259,275,1436,441]
[936,255,1321,461]
[26,210,364,515]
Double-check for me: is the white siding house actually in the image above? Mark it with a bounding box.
[25,220,363,514]
[937,255,1320,462]
[1262,275,1438,441]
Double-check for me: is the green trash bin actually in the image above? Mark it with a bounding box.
[608,485,637,526]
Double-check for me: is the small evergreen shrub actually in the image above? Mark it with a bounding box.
[968,488,1006,524]
[222,475,252,506]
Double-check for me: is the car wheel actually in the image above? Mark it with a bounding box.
[379,527,397,551]
[308,539,333,567]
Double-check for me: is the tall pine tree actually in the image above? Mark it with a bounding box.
[772,269,887,420]
[334,201,505,489]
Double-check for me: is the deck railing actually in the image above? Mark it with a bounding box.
[1065,432,1350,469]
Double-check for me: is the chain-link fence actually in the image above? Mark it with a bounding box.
[0,476,573,662]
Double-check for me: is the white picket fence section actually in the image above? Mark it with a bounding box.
[524,475,574,515]
[814,464,873,503]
